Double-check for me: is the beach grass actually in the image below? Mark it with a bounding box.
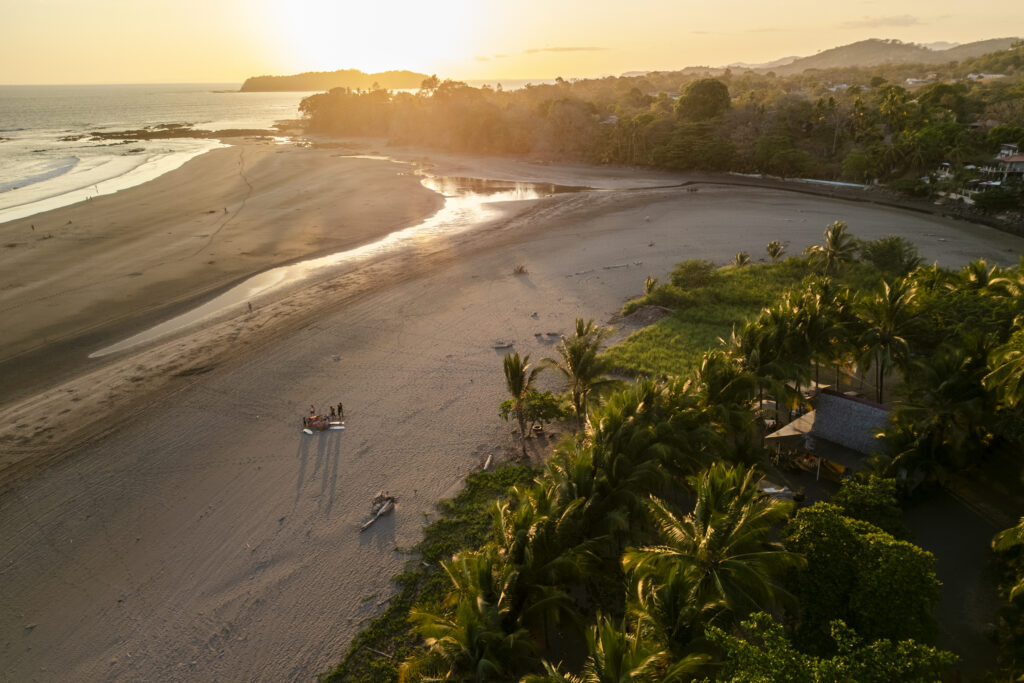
[322,462,538,683]
[606,257,813,377]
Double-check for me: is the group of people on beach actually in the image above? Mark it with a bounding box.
[302,402,344,429]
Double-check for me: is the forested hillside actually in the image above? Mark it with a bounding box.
[300,43,1024,211]
[773,37,1020,75]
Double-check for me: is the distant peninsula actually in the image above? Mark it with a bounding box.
[240,68,430,92]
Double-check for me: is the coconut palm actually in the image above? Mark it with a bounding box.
[724,316,801,425]
[581,379,725,556]
[622,464,803,651]
[985,327,1024,408]
[491,487,582,645]
[544,319,619,429]
[805,276,858,389]
[745,298,812,421]
[688,349,757,437]
[804,220,857,275]
[793,286,851,389]
[994,518,1024,601]
[504,352,543,457]
[881,344,989,479]
[524,615,708,683]
[404,548,536,681]
[909,262,952,294]
[732,251,751,267]
[766,240,785,262]
[959,259,1008,295]
[857,278,918,403]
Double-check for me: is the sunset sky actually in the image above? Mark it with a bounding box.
[2,0,1021,85]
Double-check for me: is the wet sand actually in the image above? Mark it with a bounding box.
[1,143,1021,680]
[0,140,443,403]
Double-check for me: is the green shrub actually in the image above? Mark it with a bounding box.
[783,503,940,652]
[889,178,931,198]
[669,259,719,289]
[833,475,908,538]
[975,188,1022,213]
[858,236,923,278]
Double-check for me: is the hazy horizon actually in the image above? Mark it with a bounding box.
[3,0,1022,85]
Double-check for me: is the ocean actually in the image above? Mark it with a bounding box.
[0,84,315,223]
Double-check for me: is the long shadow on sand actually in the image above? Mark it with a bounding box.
[294,430,344,516]
[357,505,397,552]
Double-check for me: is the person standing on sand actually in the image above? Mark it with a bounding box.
[337,402,344,419]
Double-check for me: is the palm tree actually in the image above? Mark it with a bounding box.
[544,319,619,429]
[491,488,582,646]
[766,240,785,262]
[524,615,707,683]
[881,344,989,479]
[622,464,803,651]
[403,548,536,681]
[744,298,812,422]
[908,261,951,295]
[958,259,1014,301]
[504,352,542,457]
[689,349,756,437]
[857,278,918,403]
[732,251,751,267]
[804,276,858,389]
[985,327,1024,408]
[724,317,799,426]
[804,220,857,275]
[993,518,1024,601]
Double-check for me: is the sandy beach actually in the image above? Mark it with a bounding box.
[0,139,444,404]
[1,140,1022,681]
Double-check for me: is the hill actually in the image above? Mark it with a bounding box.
[239,68,430,92]
[773,37,1020,75]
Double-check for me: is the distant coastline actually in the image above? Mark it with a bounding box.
[240,68,428,92]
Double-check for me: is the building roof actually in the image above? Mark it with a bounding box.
[812,389,889,455]
[765,411,815,442]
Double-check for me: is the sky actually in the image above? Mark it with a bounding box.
[1,0,1021,85]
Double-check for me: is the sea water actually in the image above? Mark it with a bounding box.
[0,84,315,223]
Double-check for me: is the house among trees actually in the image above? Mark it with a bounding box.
[982,143,1024,185]
[766,389,890,480]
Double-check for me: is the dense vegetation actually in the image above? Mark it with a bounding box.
[300,43,1024,211]
[324,222,1024,681]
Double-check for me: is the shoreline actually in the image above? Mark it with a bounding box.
[4,141,1023,480]
[0,138,445,403]
[3,142,1024,680]
[0,138,229,224]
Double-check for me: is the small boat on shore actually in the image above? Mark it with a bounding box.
[302,414,344,432]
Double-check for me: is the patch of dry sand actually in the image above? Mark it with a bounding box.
[2,147,1023,681]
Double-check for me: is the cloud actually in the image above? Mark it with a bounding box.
[524,46,607,54]
[839,15,921,29]
[474,56,490,62]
